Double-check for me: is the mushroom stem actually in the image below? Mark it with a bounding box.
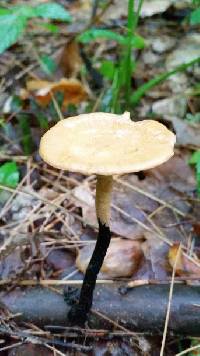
[68,175,113,325]
[95,175,113,225]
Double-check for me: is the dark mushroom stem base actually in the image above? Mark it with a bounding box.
[68,175,113,326]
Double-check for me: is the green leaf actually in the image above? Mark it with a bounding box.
[78,29,125,44]
[130,34,145,49]
[0,118,5,127]
[188,340,200,356]
[78,28,145,49]
[186,112,200,123]
[36,112,48,129]
[10,95,23,113]
[0,8,12,15]
[39,22,59,33]
[0,162,19,188]
[131,56,200,106]
[190,8,200,25]
[30,99,48,129]
[17,113,33,155]
[40,54,57,75]
[99,60,115,80]
[189,151,200,165]
[0,13,27,53]
[12,5,37,18]
[35,2,72,22]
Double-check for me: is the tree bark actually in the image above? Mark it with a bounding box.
[1,283,200,335]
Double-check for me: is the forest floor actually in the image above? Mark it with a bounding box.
[0,0,200,355]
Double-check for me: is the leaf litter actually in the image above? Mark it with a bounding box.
[0,0,200,354]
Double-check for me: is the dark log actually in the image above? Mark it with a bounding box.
[1,284,200,335]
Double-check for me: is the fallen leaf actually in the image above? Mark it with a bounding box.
[168,243,185,274]
[59,39,82,77]
[0,250,23,279]
[8,188,38,223]
[76,238,143,278]
[39,187,60,201]
[168,243,200,276]
[142,232,169,279]
[73,183,95,208]
[148,154,196,193]
[8,344,52,356]
[193,223,200,237]
[0,161,19,188]
[46,249,75,271]
[73,183,97,225]
[26,78,87,108]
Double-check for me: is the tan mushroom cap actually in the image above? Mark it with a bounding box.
[39,112,176,175]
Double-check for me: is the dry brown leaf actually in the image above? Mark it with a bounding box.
[142,233,169,279]
[39,187,60,201]
[193,223,200,237]
[26,78,87,108]
[46,249,75,271]
[8,344,52,356]
[76,238,143,278]
[59,39,82,77]
[168,243,200,277]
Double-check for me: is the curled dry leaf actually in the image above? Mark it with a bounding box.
[76,238,143,278]
[168,243,200,277]
[26,78,87,108]
[59,39,82,77]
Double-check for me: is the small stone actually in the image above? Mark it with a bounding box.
[142,50,160,65]
[76,239,143,278]
[173,0,191,9]
[104,0,172,22]
[152,97,187,118]
[140,0,173,17]
[10,188,38,222]
[165,116,200,147]
[166,33,200,70]
[152,36,176,54]
[167,73,188,94]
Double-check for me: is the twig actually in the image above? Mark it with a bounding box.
[0,279,113,286]
[160,245,181,356]
[1,182,200,270]
[176,343,200,356]
[50,92,64,121]
[0,342,23,352]
[44,344,66,356]
[115,177,186,217]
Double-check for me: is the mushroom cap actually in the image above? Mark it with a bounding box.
[39,112,176,175]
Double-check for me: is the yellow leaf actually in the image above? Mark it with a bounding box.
[26,78,87,108]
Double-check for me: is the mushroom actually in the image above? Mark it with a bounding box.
[39,111,175,325]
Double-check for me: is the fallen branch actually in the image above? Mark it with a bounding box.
[1,283,200,335]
